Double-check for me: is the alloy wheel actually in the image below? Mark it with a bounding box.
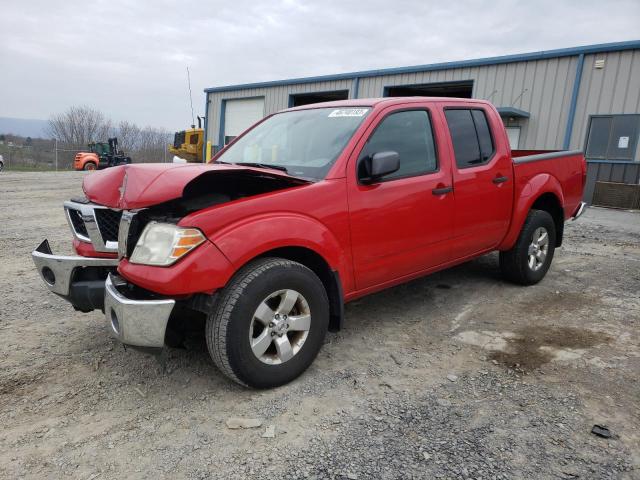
[527,226,549,271]
[249,289,311,365]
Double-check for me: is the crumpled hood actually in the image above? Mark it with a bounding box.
[82,163,308,209]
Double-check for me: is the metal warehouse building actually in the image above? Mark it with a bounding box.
[204,40,640,204]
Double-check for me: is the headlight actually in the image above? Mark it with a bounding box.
[129,222,206,266]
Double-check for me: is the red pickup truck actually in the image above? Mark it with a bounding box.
[33,98,586,388]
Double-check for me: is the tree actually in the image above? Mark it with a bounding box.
[136,126,172,162]
[116,120,141,153]
[47,106,112,147]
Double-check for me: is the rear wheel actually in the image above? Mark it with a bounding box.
[83,161,97,171]
[206,258,329,388]
[500,209,556,285]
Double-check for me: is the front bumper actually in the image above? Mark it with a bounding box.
[104,274,175,348]
[32,240,176,348]
[32,239,118,311]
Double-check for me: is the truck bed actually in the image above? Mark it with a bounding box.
[512,149,586,220]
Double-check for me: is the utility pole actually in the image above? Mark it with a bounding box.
[55,138,58,171]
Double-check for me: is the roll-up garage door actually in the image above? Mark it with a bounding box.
[224,97,265,145]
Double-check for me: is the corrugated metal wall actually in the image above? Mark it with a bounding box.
[355,57,577,150]
[585,162,640,202]
[207,57,579,151]
[206,49,640,204]
[206,79,353,144]
[570,49,640,161]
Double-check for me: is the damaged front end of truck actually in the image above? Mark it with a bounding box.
[31,163,311,349]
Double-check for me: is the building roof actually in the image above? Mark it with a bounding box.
[205,40,640,94]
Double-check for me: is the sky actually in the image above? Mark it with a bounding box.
[1,0,638,132]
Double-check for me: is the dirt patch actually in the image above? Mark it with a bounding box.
[0,369,47,397]
[488,326,611,370]
[517,292,602,317]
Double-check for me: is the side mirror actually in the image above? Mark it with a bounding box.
[359,151,400,184]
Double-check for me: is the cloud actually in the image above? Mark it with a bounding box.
[0,0,638,131]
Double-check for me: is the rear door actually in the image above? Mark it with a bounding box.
[443,106,514,258]
[347,105,455,290]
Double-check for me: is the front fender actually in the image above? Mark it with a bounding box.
[499,173,564,250]
[210,213,352,291]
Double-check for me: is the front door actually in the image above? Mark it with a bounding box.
[443,107,514,258]
[347,107,455,290]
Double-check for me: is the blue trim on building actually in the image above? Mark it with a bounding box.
[204,40,639,93]
[496,107,530,118]
[563,53,585,150]
[351,77,360,99]
[218,99,226,149]
[202,95,209,160]
[586,159,639,164]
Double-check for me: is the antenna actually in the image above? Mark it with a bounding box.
[511,88,529,107]
[485,89,498,102]
[187,66,195,128]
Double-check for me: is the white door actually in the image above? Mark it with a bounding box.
[224,97,265,145]
[505,126,520,150]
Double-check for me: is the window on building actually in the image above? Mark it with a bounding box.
[445,108,495,168]
[385,81,473,98]
[290,90,349,107]
[585,115,640,161]
[358,110,438,180]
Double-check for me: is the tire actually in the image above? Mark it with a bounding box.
[83,161,97,171]
[0,161,4,172]
[500,209,556,285]
[206,258,329,388]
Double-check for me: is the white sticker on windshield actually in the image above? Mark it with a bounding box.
[328,108,369,118]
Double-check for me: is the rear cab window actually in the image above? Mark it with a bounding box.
[445,108,495,168]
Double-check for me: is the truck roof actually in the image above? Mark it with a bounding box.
[286,96,492,112]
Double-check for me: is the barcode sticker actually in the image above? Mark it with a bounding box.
[328,108,369,118]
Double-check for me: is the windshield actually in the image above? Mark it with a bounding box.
[216,107,370,180]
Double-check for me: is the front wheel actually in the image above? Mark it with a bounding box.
[500,209,557,285]
[206,258,329,388]
[83,161,97,171]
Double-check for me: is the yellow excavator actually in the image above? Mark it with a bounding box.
[169,116,206,163]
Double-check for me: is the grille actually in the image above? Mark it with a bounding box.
[68,208,88,237]
[95,209,123,242]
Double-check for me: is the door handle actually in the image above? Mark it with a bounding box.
[492,175,509,184]
[432,186,453,195]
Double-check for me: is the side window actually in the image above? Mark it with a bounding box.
[472,110,495,161]
[358,110,437,180]
[445,108,494,168]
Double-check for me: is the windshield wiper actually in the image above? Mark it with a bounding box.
[233,162,289,173]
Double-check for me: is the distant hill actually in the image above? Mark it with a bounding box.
[0,117,50,138]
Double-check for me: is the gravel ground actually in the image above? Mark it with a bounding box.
[1,171,639,480]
